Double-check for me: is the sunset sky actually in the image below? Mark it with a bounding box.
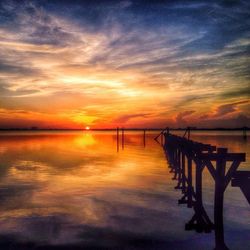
[0,0,249,129]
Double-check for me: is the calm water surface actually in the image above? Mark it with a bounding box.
[0,131,249,249]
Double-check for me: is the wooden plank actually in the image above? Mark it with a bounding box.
[199,153,245,161]
[232,171,250,178]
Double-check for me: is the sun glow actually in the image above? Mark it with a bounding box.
[85,126,90,130]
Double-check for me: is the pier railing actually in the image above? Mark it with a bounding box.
[158,130,249,250]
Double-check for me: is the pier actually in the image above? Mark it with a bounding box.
[155,128,249,250]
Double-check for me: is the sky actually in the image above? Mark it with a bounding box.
[0,0,249,129]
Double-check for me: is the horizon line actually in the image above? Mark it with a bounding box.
[0,127,249,131]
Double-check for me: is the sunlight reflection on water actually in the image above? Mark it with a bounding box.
[0,131,249,249]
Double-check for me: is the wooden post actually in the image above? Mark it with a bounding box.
[187,156,193,208]
[143,129,146,147]
[188,127,190,140]
[181,152,186,193]
[178,149,181,185]
[117,127,119,152]
[196,161,203,206]
[214,148,228,250]
[122,128,124,150]
[243,127,247,140]
[195,160,203,229]
[173,148,178,180]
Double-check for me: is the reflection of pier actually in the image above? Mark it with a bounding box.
[156,128,249,250]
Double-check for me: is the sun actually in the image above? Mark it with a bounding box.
[85,126,90,130]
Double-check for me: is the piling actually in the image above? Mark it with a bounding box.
[117,127,119,152]
[143,129,146,147]
[122,128,125,149]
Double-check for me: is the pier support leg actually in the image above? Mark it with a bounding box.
[116,127,119,152]
[181,153,186,193]
[122,128,124,150]
[214,148,229,250]
[186,161,213,233]
[143,129,146,147]
[187,156,193,208]
[175,150,182,189]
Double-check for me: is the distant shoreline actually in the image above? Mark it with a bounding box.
[0,127,249,131]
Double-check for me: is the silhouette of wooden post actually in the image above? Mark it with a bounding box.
[172,148,177,179]
[187,155,193,208]
[195,160,204,230]
[181,152,186,193]
[187,127,190,140]
[243,127,247,140]
[143,129,146,147]
[214,148,228,250]
[122,128,125,150]
[177,149,181,187]
[117,127,119,152]
[167,127,170,135]
[174,149,182,188]
[196,161,203,205]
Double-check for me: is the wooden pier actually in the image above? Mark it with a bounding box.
[156,129,249,250]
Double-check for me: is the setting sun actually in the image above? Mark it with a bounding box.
[85,126,90,130]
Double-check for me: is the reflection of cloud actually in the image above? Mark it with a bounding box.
[0,183,35,206]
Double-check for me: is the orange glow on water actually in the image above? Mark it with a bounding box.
[0,131,249,247]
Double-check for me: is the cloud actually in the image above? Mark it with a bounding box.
[219,86,250,99]
[113,113,151,124]
[212,100,249,118]
[175,110,195,126]
[196,114,250,128]
[0,0,249,128]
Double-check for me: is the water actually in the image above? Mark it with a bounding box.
[0,131,249,249]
